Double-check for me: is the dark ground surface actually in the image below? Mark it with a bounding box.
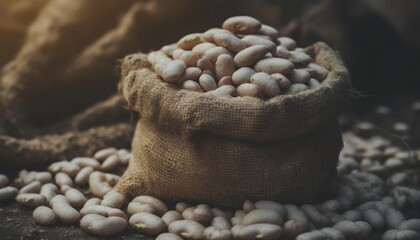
[0,202,151,240]
[1,97,419,240]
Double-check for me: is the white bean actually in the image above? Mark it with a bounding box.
[33,206,57,225]
[16,193,47,208]
[50,195,81,223]
[81,214,127,237]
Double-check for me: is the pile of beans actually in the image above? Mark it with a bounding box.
[147,16,329,98]
[2,102,420,240]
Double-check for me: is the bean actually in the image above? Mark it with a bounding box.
[55,172,73,187]
[48,161,80,177]
[71,157,100,169]
[399,219,420,233]
[176,202,191,213]
[271,73,291,90]
[81,214,127,237]
[214,33,246,52]
[296,230,329,240]
[203,226,232,240]
[61,187,86,209]
[242,208,283,226]
[19,181,42,194]
[288,51,312,66]
[287,83,309,94]
[0,186,18,201]
[231,223,282,240]
[234,45,269,67]
[223,16,261,34]
[304,63,329,80]
[215,54,235,80]
[180,51,200,67]
[156,233,183,240]
[182,204,213,224]
[115,150,130,166]
[204,47,232,63]
[199,74,217,92]
[155,62,168,76]
[192,42,217,56]
[161,60,187,83]
[232,67,255,85]
[172,49,186,60]
[80,205,127,220]
[258,24,279,39]
[301,204,331,228]
[148,51,170,65]
[276,45,291,58]
[278,37,297,50]
[254,58,294,74]
[212,216,232,229]
[362,209,385,230]
[128,202,157,216]
[84,197,102,207]
[74,167,94,185]
[162,210,183,226]
[161,44,177,57]
[241,35,276,54]
[0,174,9,188]
[202,28,233,43]
[254,201,287,218]
[16,193,47,208]
[320,227,346,240]
[284,204,310,237]
[342,210,362,222]
[101,154,121,172]
[50,195,81,223]
[205,85,235,97]
[236,83,263,98]
[177,33,202,50]
[40,183,58,202]
[178,67,202,83]
[211,208,229,219]
[290,69,311,84]
[132,195,168,216]
[89,171,119,198]
[386,208,406,229]
[333,220,371,239]
[383,229,420,240]
[232,210,247,226]
[129,212,166,235]
[307,78,321,88]
[325,212,346,225]
[386,173,410,192]
[19,171,53,186]
[218,76,233,87]
[33,206,57,225]
[101,190,125,208]
[250,72,281,98]
[169,220,205,240]
[385,158,405,171]
[197,56,213,71]
[183,80,203,92]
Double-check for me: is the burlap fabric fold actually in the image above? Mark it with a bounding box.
[116,42,351,207]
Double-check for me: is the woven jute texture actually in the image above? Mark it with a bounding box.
[116,42,351,208]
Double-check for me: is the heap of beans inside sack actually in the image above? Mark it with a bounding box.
[1,101,420,239]
[147,16,329,98]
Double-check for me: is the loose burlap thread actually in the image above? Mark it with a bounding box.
[116,42,351,208]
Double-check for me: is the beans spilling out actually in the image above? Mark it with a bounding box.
[147,16,329,98]
[2,102,420,239]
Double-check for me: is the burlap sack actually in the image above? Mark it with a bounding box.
[116,42,351,208]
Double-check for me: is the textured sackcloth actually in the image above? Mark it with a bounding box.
[116,42,351,208]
